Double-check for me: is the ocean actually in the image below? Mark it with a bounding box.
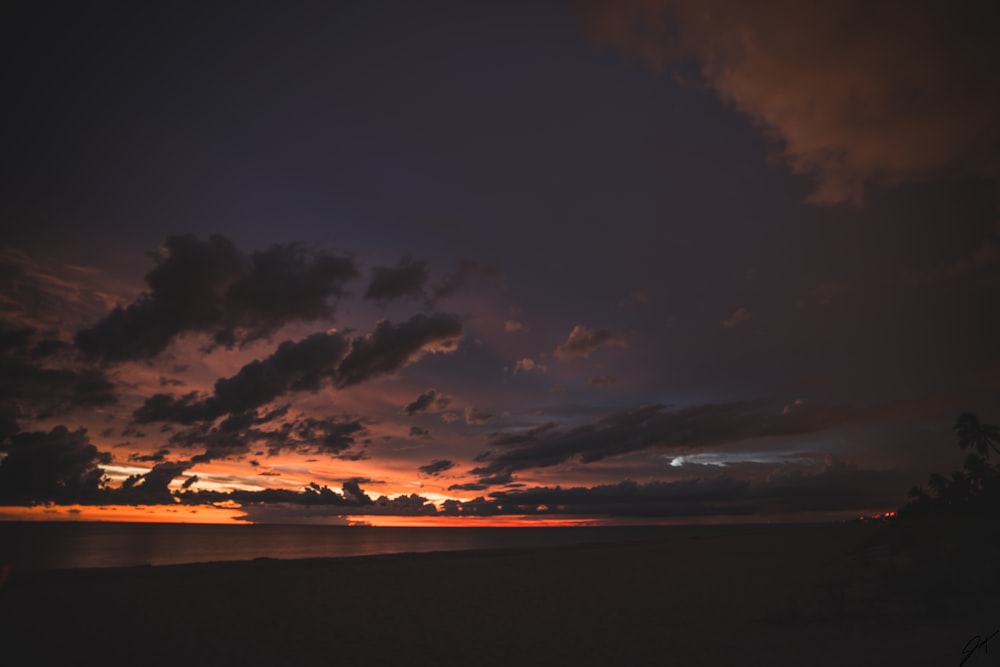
[0,521,728,570]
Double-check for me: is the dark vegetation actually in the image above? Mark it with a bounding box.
[769,412,1000,626]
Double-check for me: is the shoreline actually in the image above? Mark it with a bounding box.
[0,521,984,666]
[0,519,864,572]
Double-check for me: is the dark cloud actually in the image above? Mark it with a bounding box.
[478,459,901,517]
[212,332,350,414]
[418,459,454,476]
[133,391,219,426]
[409,426,431,439]
[589,376,616,386]
[576,0,1000,204]
[163,412,366,463]
[0,322,117,431]
[218,241,358,346]
[403,388,451,416]
[181,483,365,508]
[471,399,902,485]
[488,478,752,517]
[364,257,430,303]
[137,314,462,429]
[0,426,110,504]
[340,479,373,505]
[487,422,558,447]
[128,447,170,463]
[554,325,628,362]
[117,460,192,504]
[336,313,463,388]
[133,331,350,424]
[293,417,367,455]
[76,235,358,362]
[447,481,490,492]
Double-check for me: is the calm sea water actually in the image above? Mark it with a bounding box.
[0,522,737,570]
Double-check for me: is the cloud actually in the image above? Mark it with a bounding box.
[554,325,628,362]
[162,412,367,463]
[180,481,374,508]
[0,322,117,432]
[409,426,431,439]
[76,235,358,362]
[133,331,350,424]
[576,0,1000,204]
[589,376,616,386]
[418,459,454,476]
[464,407,493,425]
[470,399,902,486]
[364,257,430,303]
[504,319,527,333]
[513,358,547,374]
[487,422,558,447]
[722,307,753,329]
[403,388,452,416]
[479,459,900,516]
[336,313,463,388]
[293,417,367,455]
[0,426,110,504]
[135,313,461,429]
[0,248,132,334]
[117,460,193,504]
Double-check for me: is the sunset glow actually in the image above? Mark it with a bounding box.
[1,0,997,528]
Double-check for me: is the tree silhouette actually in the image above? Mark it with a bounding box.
[954,412,1000,458]
[903,412,1000,518]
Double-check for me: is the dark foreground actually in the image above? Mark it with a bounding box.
[0,522,992,666]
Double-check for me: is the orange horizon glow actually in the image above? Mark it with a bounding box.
[0,504,889,526]
[0,504,249,524]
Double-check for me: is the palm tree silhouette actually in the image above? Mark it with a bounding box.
[954,413,1000,459]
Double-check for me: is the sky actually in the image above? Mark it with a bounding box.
[1,0,998,525]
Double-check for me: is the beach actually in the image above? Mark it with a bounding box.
[0,522,988,666]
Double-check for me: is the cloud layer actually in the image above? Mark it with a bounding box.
[577,0,1000,203]
[76,236,358,362]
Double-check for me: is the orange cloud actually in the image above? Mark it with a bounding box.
[576,0,1000,204]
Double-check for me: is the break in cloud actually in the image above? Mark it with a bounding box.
[554,325,628,362]
[76,235,359,362]
[576,0,1000,204]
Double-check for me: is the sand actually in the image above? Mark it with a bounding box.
[0,522,990,666]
